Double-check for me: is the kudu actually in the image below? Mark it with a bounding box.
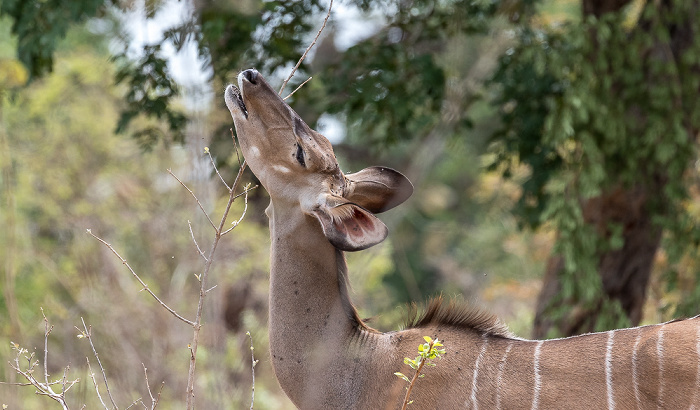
[225,69,700,409]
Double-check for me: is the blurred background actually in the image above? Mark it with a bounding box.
[1,0,699,407]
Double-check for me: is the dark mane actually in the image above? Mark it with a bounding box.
[336,249,516,338]
[404,295,516,339]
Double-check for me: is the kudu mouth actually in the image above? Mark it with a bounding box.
[224,84,248,119]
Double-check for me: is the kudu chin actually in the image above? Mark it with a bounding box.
[226,69,700,409]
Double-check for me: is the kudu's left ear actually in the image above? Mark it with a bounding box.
[344,166,413,213]
[311,202,388,252]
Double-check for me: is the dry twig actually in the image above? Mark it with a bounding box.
[77,318,118,410]
[278,0,333,96]
[246,331,258,410]
[142,364,164,409]
[205,147,231,192]
[188,219,208,262]
[86,230,195,327]
[168,169,217,230]
[184,152,248,409]
[283,76,313,101]
[4,311,79,410]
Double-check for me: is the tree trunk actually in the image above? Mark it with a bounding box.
[534,186,663,338]
[533,0,699,338]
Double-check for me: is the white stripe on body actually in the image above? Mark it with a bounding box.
[633,329,642,408]
[606,330,615,410]
[692,324,700,409]
[470,335,489,410]
[495,340,514,410]
[657,325,665,409]
[531,341,543,410]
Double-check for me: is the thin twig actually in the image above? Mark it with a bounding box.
[86,229,195,327]
[185,159,248,410]
[41,308,54,395]
[143,364,158,409]
[86,357,109,410]
[222,183,251,236]
[206,149,231,192]
[246,331,258,410]
[124,398,144,410]
[231,128,242,168]
[167,169,217,230]
[283,76,313,100]
[7,315,78,410]
[80,318,118,410]
[188,220,208,262]
[278,0,333,95]
[233,184,258,201]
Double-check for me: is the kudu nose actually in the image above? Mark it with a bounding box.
[242,69,258,85]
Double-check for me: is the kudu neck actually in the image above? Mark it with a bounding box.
[265,200,374,406]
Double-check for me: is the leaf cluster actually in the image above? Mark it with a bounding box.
[489,0,700,320]
[321,0,504,147]
[394,336,445,383]
[112,44,187,149]
[0,0,108,79]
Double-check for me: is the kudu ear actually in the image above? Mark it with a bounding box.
[344,166,413,213]
[311,202,388,252]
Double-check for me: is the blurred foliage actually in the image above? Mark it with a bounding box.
[490,0,700,332]
[3,0,700,407]
[0,20,293,409]
[0,0,107,78]
[112,44,188,148]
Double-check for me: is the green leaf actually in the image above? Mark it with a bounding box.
[394,372,410,383]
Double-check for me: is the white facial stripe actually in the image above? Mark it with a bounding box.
[272,165,291,174]
[249,146,260,158]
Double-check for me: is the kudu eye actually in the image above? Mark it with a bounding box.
[295,143,306,167]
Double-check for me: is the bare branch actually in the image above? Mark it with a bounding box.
[41,308,54,394]
[205,148,231,192]
[142,364,158,409]
[278,0,333,95]
[186,158,248,409]
[7,315,78,410]
[283,76,313,101]
[167,169,217,230]
[246,331,258,410]
[124,397,144,410]
[188,220,208,262]
[231,128,242,168]
[79,318,118,410]
[86,357,109,410]
[86,229,195,327]
[233,184,258,201]
[222,183,251,236]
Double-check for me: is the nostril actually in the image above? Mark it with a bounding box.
[244,69,258,85]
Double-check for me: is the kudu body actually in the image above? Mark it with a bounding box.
[225,69,700,409]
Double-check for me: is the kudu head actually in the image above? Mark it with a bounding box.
[225,69,413,251]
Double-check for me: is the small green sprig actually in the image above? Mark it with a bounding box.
[394,336,446,409]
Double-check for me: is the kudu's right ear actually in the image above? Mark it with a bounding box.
[311,201,388,252]
[344,166,413,213]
